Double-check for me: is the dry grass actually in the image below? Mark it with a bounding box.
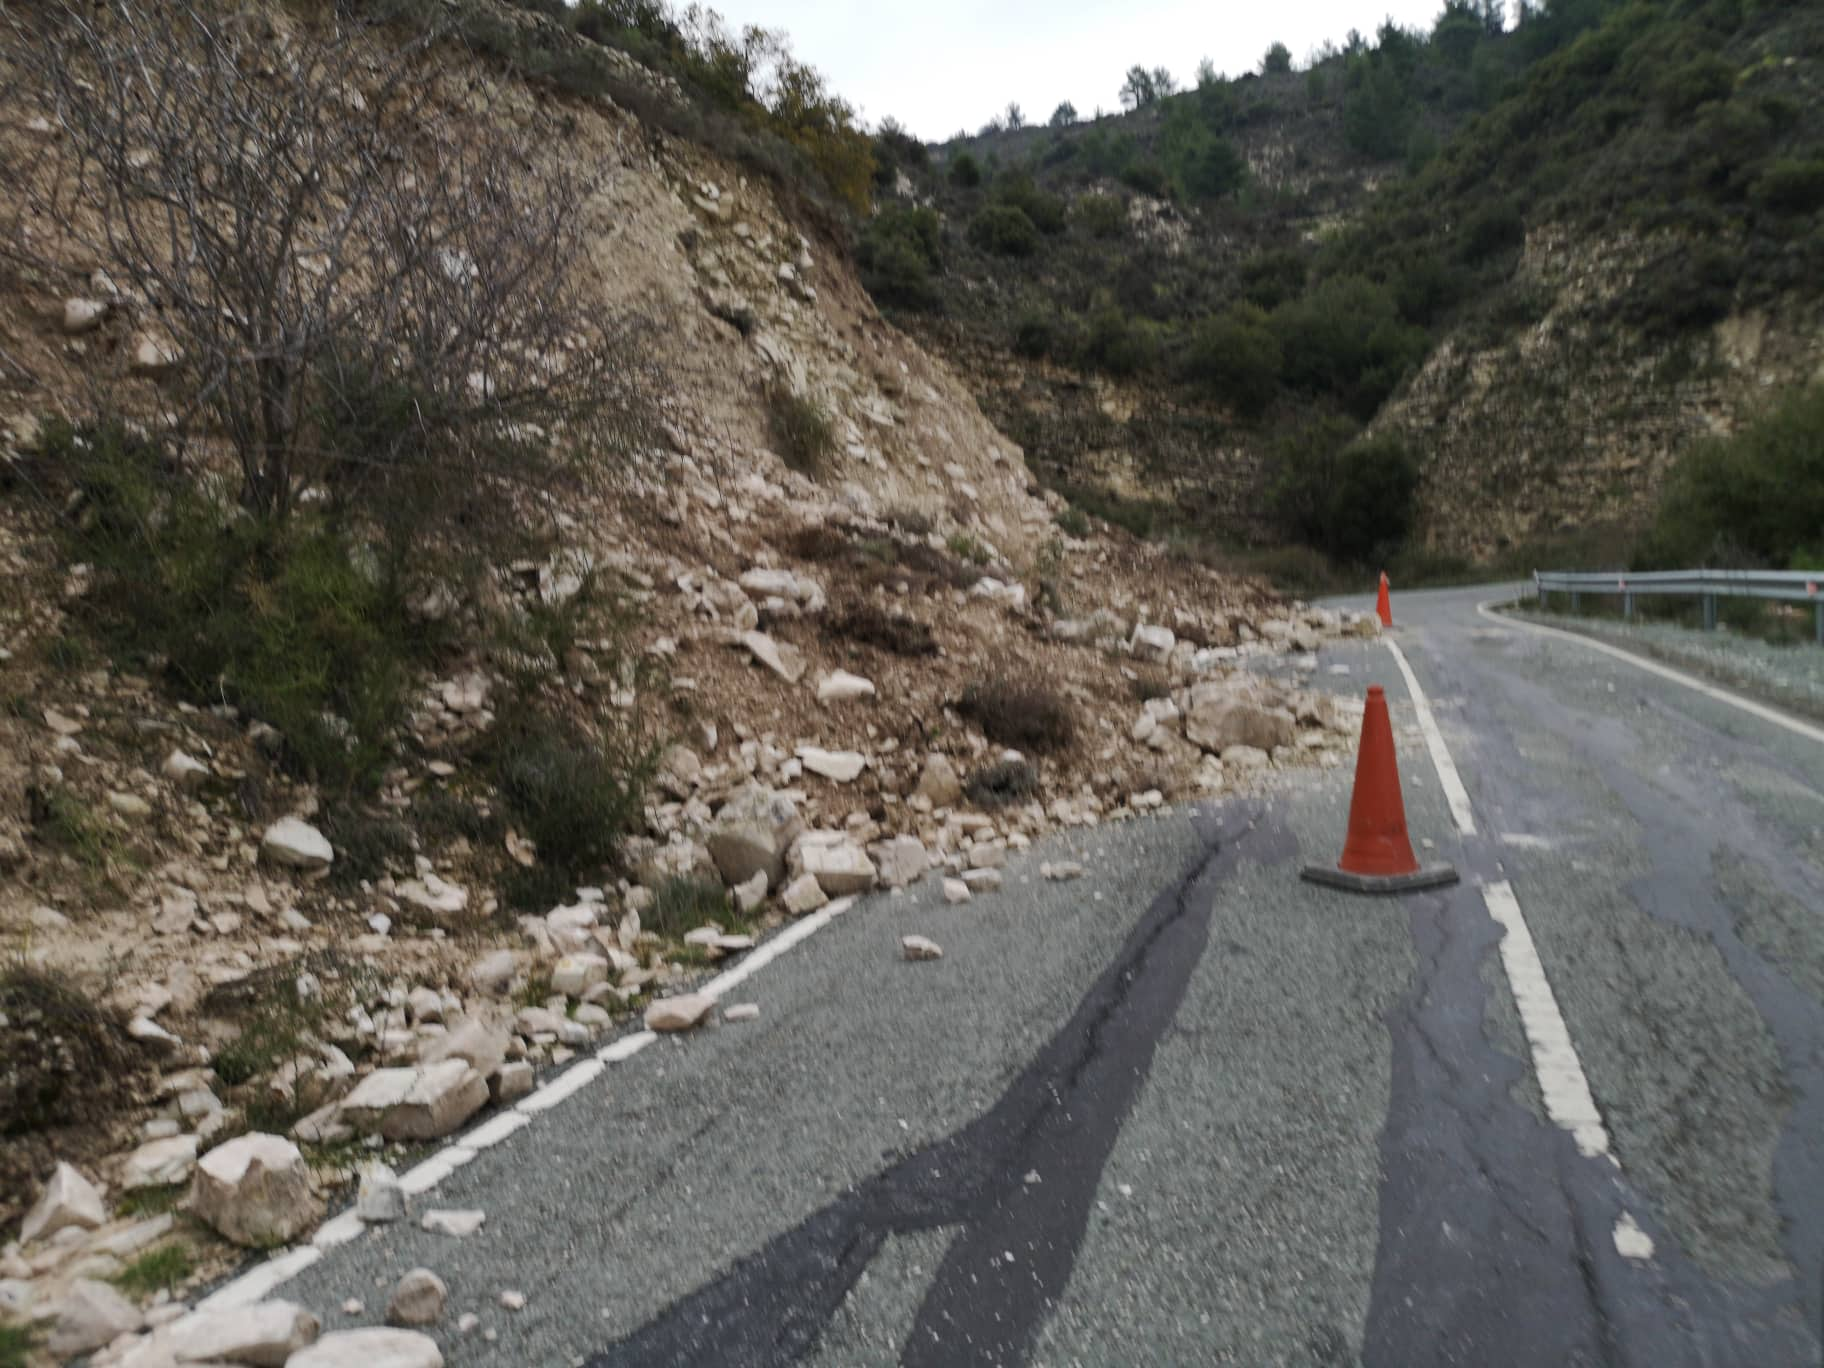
[957,676,1076,753]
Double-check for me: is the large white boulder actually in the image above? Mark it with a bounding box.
[706,786,803,887]
[260,817,333,871]
[794,835,877,896]
[21,1161,106,1244]
[192,1132,322,1248]
[286,1327,444,1368]
[337,1061,488,1141]
[164,1300,320,1366]
[48,1279,142,1357]
[795,747,866,783]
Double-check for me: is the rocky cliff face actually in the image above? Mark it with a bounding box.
[1381,226,1824,562]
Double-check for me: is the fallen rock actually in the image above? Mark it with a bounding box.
[795,836,876,896]
[467,949,519,996]
[915,754,963,808]
[386,1269,447,1328]
[499,1290,527,1311]
[816,670,876,705]
[286,1327,444,1368]
[420,1209,485,1238]
[1184,689,1296,756]
[779,872,829,915]
[165,1300,320,1366]
[901,935,944,961]
[1041,861,1085,882]
[192,1132,322,1248]
[356,1162,405,1224]
[338,1061,489,1142]
[942,878,971,904]
[21,1161,107,1244]
[491,1061,534,1105]
[260,817,333,871]
[740,630,807,684]
[1129,623,1176,663]
[723,1003,760,1023]
[644,993,716,1033]
[122,1134,198,1189]
[62,297,106,333]
[419,1018,512,1080]
[732,870,770,914]
[706,785,804,887]
[48,1279,142,1357]
[961,867,1003,892]
[552,953,609,997]
[795,746,866,783]
[162,749,211,790]
[396,873,468,917]
[870,835,928,889]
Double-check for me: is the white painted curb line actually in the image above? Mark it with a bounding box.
[196,896,859,1312]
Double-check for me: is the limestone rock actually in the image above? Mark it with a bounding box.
[706,786,803,887]
[491,1061,535,1104]
[467,949,519,996]
[356,1162,405,1224]
[192,1132,322,1248]
[122,1134,198,1189]
[914,754,963,807]
[644,993,716,1033]
[740,630,807,684]
[795,836,876,895]
[286,1328,444,1368]
[165,1300,320,1366]
[1184,689,1295,757]
[386,1268,447,1327]
[795,746,866,783]
[870,835,928,889]
[1130,623,1176,663]
[942,878,971,904]
[901,935,943,961]
[961,867,1003,892]
[732,870,770,913]
[779,872,828,915]
[420,1208,485,1238]
[816,670,876,704]
[162,749,211,790]
[723,1003,760,1023]
[48,1279,142,1357]
[62,297,106,333]
[260,817,333,871]
[396,873,468,918]
[338,1061,489,1141]
[21,1161,107,1244]
[552,953,609,997]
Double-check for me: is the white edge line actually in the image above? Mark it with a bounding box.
[1479,598,1824,748]
[1386,635,1617,1167]
[197,894,861,1310]
[1382,635,1478,835]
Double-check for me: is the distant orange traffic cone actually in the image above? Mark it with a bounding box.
[1302,686,1457,895]
[1375,572,1393,628]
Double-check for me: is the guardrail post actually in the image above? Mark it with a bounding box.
[1623,591,1634,622]
[1703,594,1716,631]
[1816,600,1822,647]
[1570,589,1580,615]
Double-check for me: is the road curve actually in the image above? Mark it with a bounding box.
[270,582,1824,1367]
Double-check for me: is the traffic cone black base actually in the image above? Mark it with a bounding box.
[1300,862,1459,895]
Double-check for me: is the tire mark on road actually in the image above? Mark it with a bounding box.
[587,805,1290,1368]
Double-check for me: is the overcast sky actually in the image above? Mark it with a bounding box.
[704,1,1458,141]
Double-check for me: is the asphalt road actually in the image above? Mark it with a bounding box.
[276,583,1824,1367]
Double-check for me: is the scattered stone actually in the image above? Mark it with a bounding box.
[419,1019,511,1080]
[552,953,609,997]
[795,836,877,895]
[816,670,876,704]
[498,1290,526,1311]
[192,1132,322,1248]
[457,1313,480,1335]
[942,878,971,904]
[122,1134,198,1189]
[1041,861,1085,882]
[108,790,153,819]
[491,1061,534,1105]
[396,873,468,917]
[1184,689,1295,756]
[43,706,84,736]
[901,935,944,961]
[740,630,807,684]
[467,949,519,996]
[795,746,867,783]
[723,1003,760,1023]
[960,867,1003,892]
[644,993,716,1033]
[287,1327,444,1368]
[21,1161,107,1244]
[387,1268,447,1327]
[780,872,828,914]
[732,870,770,914]
[338,1061,489,1141]
[164,1300,321,1366]
[260,817,334,871]
[357,1162,406,1224]
[1224,744,1271,768]
[420,1209,485,1238]
[341,1300,365,1317]
[870,835,928,889]
[1129,623,1176,663]
[915,754,963,808]
[62,297,106,333]
[48,1279,142,1358]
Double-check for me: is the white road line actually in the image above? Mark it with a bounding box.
[1478,599,1824,749]
[195,891,862,1310]
[1386,636,1617,1167]
[1382,637,1479,835]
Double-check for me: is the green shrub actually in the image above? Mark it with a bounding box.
[949,151,983,187]
[1084,307,1160,377]
[997,174,1068,234]
[1459,200,1526,261]
[112,1244,195,1298]
[2,965,136,1137]
[1072,193,1127,239]
[958,677,1076,753]
[488,709,652,890]
[1271,277,1429,418]
[1272,423,1421,564]
[37,421,432,791]
[1182,306,1282,417]
[1239,248,1309,311]
[765,384,837,476]
[1119,160,1171,198]
[0,1324,37,1368]
[827,602,938,656]
[1641,385,1824,569]
[648,876,730,939]
[1658,53,1735,120]
[1012,311,1057,359]
[858,206,943,310]
[1262,42,1293,75]
[1621,242,1739,337]
[1752,159,1824,214]
[969,204,1041,257]
[964,758,1041,808]
[1056,506,1092,538]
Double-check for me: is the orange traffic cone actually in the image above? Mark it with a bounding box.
[1375,572,1393,628]
[1302,686,1457,895]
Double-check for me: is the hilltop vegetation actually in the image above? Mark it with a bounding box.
[861,0,1824,579]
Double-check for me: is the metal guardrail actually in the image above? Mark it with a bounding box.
[1534,568,1824,644]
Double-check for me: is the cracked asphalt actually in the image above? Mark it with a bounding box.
[274,583,1824,1367]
